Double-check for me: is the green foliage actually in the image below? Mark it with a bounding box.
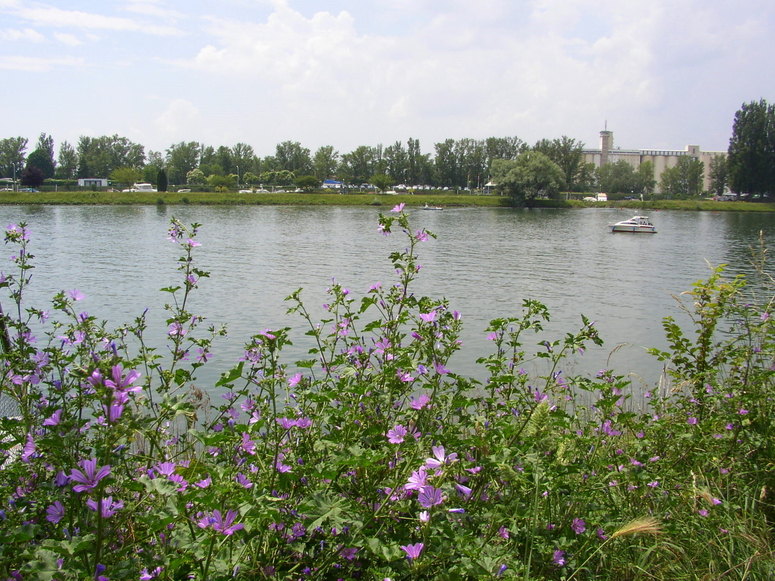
[76,135,145,179]
[293,174,321,191]
[369,172,393,192]
[728,99,775,196]
[659,156,705,198]
[109,167,142,188]
[597,159,641,194]
[709,154,728,196]
[0,212,773,580]
[491,151,565,205]
[156,168,168,193]
[185,167,206,186]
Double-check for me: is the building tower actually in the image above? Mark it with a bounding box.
[600,128,613,166]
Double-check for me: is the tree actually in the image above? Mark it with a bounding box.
[659,157,705,198]
[26,133,56,179]
[491,152,565,205]
[231,142,257,176]
[0,137,28,179]
[727,99,775,195]
[76,135,145,178]
[242,171,259,186]
[312,146,339,181]
[369,173,394,192]
[294,175,321,191]
[534,136,584,191]
[596,160,640,194]
[708,155,728,197]
[484,136,526,176]
[157,168,168,192]
[383,141,408,184]
[56,141,78,179]
[166,142,202,185]
[19,165,43,188]
[406,138,432,185]
[338,146,376,184]
[433,139,458,187]
[275,141,312,175]
[636,161,656,195]
[456,138,486,189]
[109,167,142,188]
[206,173,235,191]
[186,168,206,186]
[143,151,164,184]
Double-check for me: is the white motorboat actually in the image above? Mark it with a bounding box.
[610,215,657,233]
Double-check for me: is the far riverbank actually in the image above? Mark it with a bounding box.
[0,190,773,212]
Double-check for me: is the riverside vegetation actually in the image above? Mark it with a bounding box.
[1,190,775,212]
[0,207,773,579]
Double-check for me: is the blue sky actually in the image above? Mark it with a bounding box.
[1,0,773,158]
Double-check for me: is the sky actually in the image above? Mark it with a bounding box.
[1,0,774,159]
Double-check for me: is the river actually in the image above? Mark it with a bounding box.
[0,205,771,393]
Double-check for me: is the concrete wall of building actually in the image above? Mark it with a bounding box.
[583,129,725,193]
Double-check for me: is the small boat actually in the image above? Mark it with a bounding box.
[610,215,657,233]
[422,203,443,210]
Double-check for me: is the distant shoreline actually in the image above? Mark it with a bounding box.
[0,191,773,212]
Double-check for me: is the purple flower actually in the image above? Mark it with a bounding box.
[410,393,431,410]
[43,409,62,426]
[241,432,256,455]
[419,311,437,323]
[69,458,111,492]
[67,289,85,301]
[571,518,586,534]
[155,462,177,477]
[386,424,408,444]
[103,364,141,392]
[46,501,65,524]
[553,549,566,567]
[425,445,457,469]
[139,567,162,580]
[405,467,428,491]
[194,476,212,488]
[86,496,123,518]
[21,433,36,462]
[235,473,253,488]
[455,483,472,498]
[400,542,424,560]
[198,509,244,536]
[418,485,443,508]
[433,361,450,375]
[288,372,303,387]
[391,203,405,213]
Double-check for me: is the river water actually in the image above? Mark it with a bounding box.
[0,204,771,392]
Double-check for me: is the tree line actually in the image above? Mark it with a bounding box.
[1,100,772,199]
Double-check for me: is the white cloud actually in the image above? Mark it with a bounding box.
[8,3,184,36]
[0,27,45,42]
[54,32,83,47]
[0,55,84,72]
[154,98,202,142]
[122,0,184,21]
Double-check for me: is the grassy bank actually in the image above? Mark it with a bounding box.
[1,190,774,211]
[0,191,507,207]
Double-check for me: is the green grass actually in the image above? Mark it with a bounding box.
[0,191,508,207]
[2,190,774,212]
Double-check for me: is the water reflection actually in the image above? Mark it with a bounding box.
[0,205,770,392]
